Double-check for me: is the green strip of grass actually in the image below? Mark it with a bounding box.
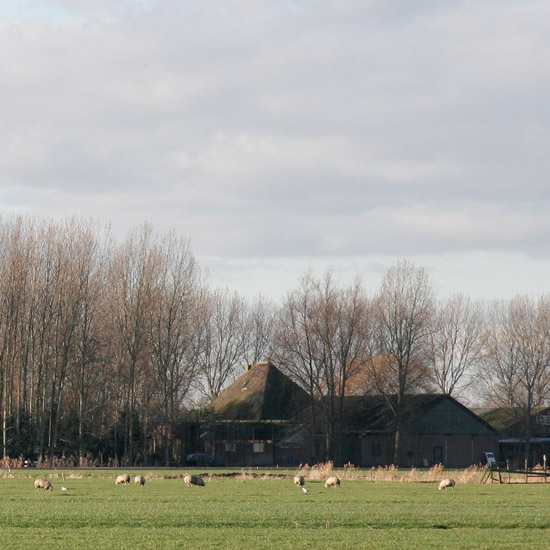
[2,527,547,550]
[1,472,550,549]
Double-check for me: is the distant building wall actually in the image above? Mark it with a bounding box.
[360,432,498,468]
[212,441,275,467]
[359,434,394,467]
[400,433,498,468]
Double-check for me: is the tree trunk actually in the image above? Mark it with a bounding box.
[393,427,401,466]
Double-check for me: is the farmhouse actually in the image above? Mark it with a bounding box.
[200,361,498,467]
[202,361,310,466]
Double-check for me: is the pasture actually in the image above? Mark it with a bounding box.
[1,469,550,549]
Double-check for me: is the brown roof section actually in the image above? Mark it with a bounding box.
[207,361,310,421]
[473,406,550,436]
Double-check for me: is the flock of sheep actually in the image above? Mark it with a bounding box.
[114,473,206,488]
[294,474,456,492]
[33,472,456,492]
[33,472,207,492]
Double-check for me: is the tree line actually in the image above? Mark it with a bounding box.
[0,216,548,466]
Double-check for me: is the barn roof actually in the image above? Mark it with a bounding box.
[207,361,310,421]
[341,394,497,435]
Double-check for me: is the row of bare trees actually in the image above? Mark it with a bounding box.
[0,217,270,465]
[272,263,550,465]
[0,216,548,465]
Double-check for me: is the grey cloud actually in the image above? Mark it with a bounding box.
[1,0,550,291]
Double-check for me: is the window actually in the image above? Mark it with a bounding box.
[253,442,265,453]
[225,442,236,452]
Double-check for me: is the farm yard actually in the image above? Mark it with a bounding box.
[1,466,550,549]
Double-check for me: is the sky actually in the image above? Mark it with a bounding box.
[1,0,550,302]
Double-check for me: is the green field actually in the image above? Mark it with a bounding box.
[1,470,549,549]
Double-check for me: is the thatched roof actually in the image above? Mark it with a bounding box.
[471,407,522,432]
[473,406,550,437]
[207,361,310,421]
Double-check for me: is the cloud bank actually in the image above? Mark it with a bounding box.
[1,1,549,299]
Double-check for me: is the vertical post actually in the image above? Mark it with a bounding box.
[271,423,275,466]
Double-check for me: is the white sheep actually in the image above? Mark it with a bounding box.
[324,475,341,488]
[134,475,146,486]
[34,477,53,492]
[293,475,305,487]
[438,478,455,491]
[184,474,205,487]
[115,474,131,485]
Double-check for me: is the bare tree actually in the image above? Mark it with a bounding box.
[426,294,486,397]
[274,272,372,464]
[368,260,435,465]
[63,223,111,464]
[44,220,105,463]
[194,288,248,400]
[241,295,276,367]
[482,295,550,466]
[30,221,62,460]
[108,225,160,465]
[272,273,320,461]
[151,233,202,465]
[0,217,35,457]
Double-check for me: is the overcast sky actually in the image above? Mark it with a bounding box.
[1,0,549,301]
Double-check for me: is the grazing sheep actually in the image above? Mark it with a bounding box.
[134,475,146,487]
[34,477,53,492]
[324,475,341,488]
[293,475,305,487]
[184,474,205,487]
[438,478,455,491]
[115,474,131,485]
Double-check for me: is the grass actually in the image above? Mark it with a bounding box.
[1,469,550,549]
